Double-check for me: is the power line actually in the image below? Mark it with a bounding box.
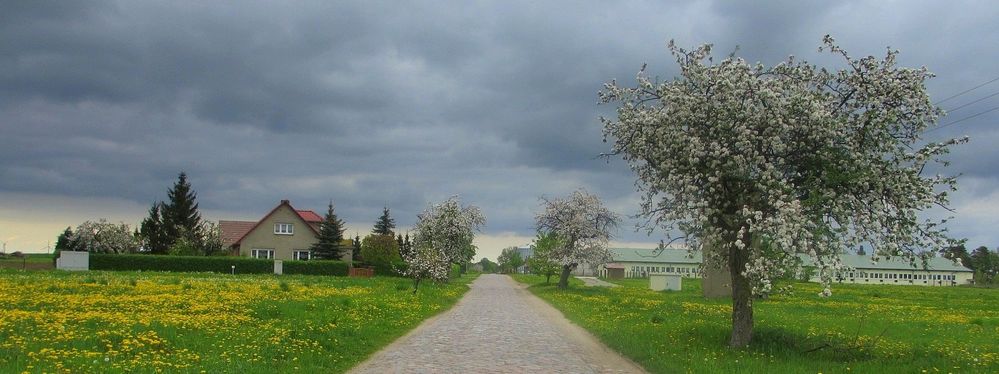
[945,90,999,113]
[926,104,999,134]
[935,76,999,105]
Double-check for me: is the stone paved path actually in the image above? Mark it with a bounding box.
[576,276,622,288]
[349,274,646,374]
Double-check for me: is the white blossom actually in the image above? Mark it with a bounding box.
[600,37,963,297]
[535,190,620,288]
[71,219,140,254]
[405,196,485,289]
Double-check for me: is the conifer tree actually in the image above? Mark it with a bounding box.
[373,207,395,235]
[139,203,170,254]
[403,233,412,258]
[54,227,74,251]
[162,172,202,245]
[310,201,346,260]
[352,234,362,261]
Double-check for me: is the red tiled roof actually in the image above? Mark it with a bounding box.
[219,220,256,247]
[296,210,323,223]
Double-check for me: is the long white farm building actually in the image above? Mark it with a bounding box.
[594,248,973,286]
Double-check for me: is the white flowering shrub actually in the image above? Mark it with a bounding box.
[406,196,485,291]
[71,219,140,254]
[600,36,964,346]
[535,190,620,289]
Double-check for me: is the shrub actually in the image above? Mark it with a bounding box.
[283,260,349,276]
[91,254,272,273]
[450,263,461,279]
[90,254,348,276]
[359,261,408,277]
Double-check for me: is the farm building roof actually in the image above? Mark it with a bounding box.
[607,248,971,273]
[608,248,701,264]
[800,254,972,273]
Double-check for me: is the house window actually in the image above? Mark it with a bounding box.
[274,223,294,235]
[251,249,274,259]
[294,250,311,261]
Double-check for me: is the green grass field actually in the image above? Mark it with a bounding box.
[0,269,476,373]
[512,274,999,373]
[0,253,56,270]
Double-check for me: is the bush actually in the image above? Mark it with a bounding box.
[450,263,461,279]
[359,261,408,277]
[283,260,348,276]
[90,254,348,276]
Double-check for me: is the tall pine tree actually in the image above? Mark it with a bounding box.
[310,201,346,260]
[162,172,202,245]
[373,207,395,235]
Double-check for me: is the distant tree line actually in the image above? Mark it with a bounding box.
[940,245,999,285]
[53,172,222,257]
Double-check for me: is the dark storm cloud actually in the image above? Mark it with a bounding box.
[2,0,999,245]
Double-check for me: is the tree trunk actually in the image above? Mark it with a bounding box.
[545,273,552,284]
[412,277,421,294]
[557,264,574,289]
[728,233,753,348]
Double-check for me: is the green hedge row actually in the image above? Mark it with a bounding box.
[356,261,408,277]
[89,254,348,276]
[283,260,349,276]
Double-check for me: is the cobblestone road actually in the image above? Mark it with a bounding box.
[349,274,646,374]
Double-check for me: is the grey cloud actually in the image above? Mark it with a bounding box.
[2,0,999,246]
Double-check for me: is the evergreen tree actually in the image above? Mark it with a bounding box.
[310,201,346,260]
[139,203,170,254]
[402,233,412,258]
[55,227,74,251]
[940,244,972,268]
[396,234,405,253]
[373,207,395,235]
[162,172,202,246]
[352,234,362,261]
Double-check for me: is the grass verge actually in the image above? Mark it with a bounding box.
[512,274,998,373]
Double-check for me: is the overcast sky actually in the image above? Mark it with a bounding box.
[2,1,998,260]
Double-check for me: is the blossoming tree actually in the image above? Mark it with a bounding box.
[599,36,965,347]
[71,219,140,254]
[407,196,486,292]
[535,190,620,290]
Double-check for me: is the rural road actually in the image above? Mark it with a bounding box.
[348,274,647,373]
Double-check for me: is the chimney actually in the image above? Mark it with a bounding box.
[281,199,290,205]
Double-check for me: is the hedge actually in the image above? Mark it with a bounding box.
[358,261,409,277]
[89,254,348,276]
[283,260,349,276]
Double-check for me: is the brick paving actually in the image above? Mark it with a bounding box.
[348,274,646,374]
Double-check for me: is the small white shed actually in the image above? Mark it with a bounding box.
[649,273,682,291]
[56,251,89,271]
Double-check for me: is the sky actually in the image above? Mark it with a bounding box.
[2,1,998,261]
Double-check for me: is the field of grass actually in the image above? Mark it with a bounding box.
[0,269,476,373]
[512,274,998,373]
[0,253,55,270]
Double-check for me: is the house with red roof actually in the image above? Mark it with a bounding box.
[220,200,351,261]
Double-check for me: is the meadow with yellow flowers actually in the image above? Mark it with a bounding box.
[0,269,474,373]
[513,275,998,373]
